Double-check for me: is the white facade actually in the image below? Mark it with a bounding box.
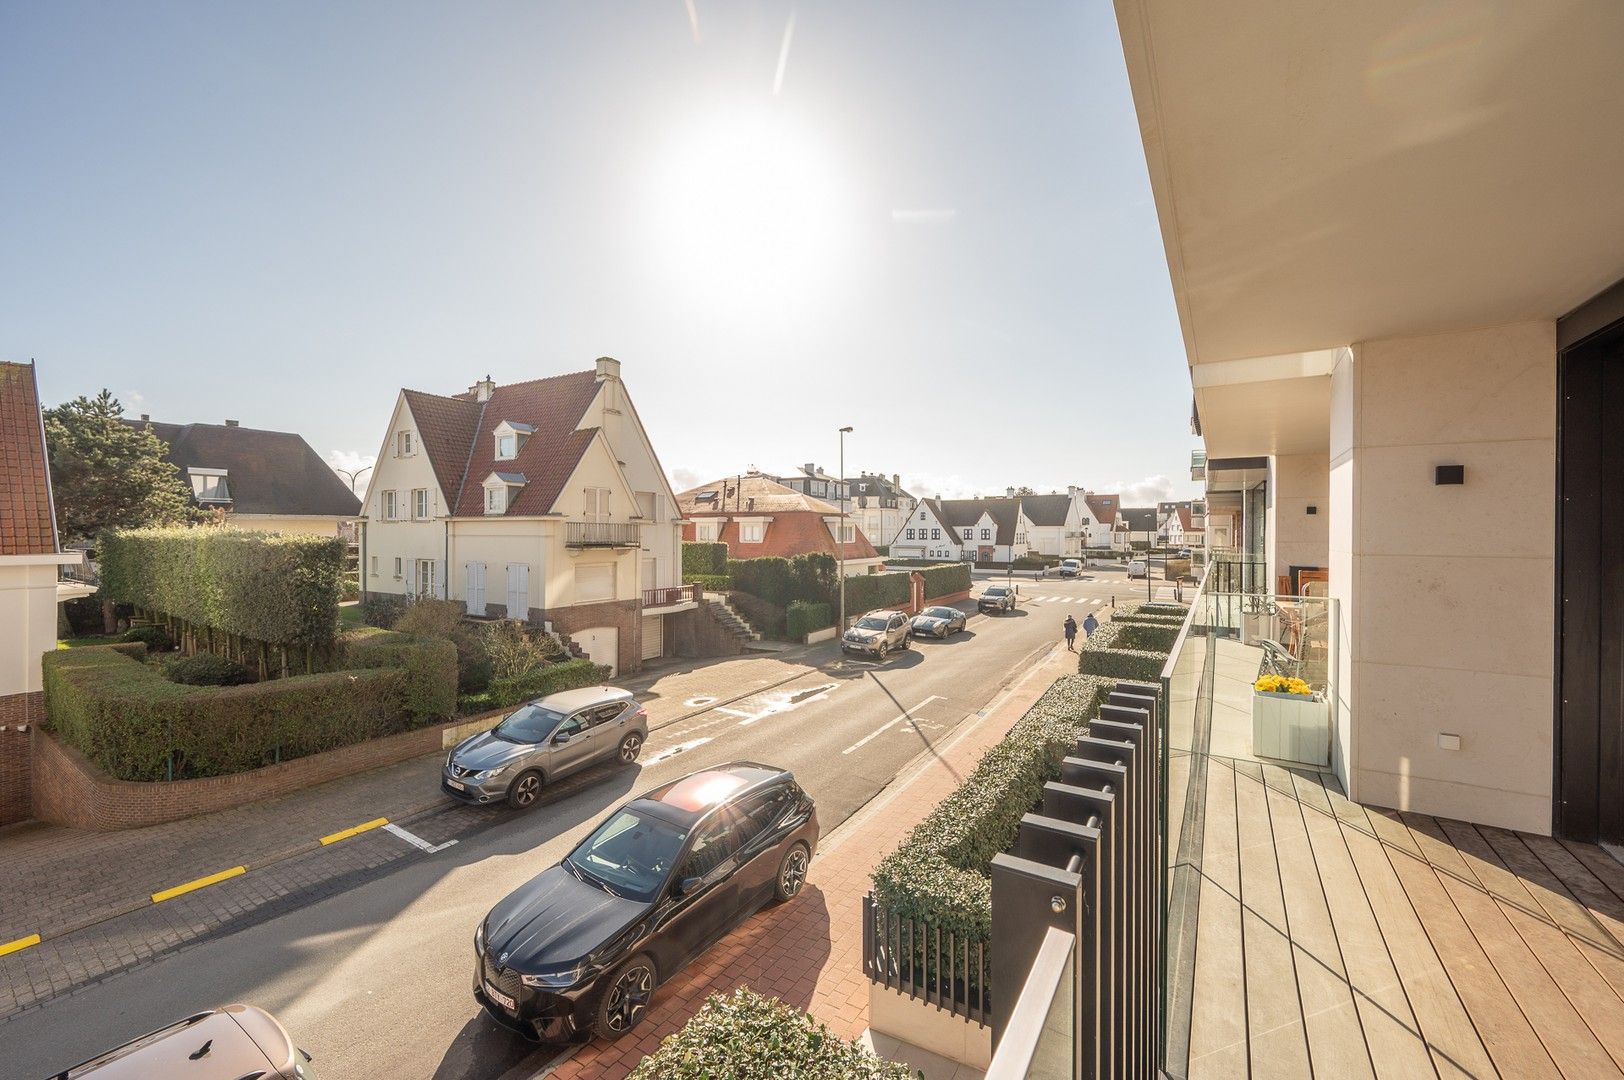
[889,503,968,562]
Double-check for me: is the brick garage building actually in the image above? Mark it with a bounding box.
[0,362,88,826]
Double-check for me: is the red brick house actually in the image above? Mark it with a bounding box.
[677,472,884,575]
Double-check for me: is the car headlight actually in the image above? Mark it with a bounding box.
[474,922,485,951]
[472,762,514,781]
[520,962,594,988]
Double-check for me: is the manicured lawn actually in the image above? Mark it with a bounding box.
[338,604,364,628]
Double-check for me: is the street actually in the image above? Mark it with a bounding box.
[1,568,1141,1079]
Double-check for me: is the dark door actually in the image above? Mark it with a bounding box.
[1557,317,1624,842]
[730,786,794,907]
[655,811,744,969]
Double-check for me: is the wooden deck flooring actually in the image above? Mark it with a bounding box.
[1177,755,1624,1079]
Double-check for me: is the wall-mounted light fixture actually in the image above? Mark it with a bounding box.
[1435,465,1465,485]
[1306,505,1318,515]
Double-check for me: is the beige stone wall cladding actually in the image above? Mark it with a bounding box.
[1268,452,1329,589]
[1332,321,1556,835]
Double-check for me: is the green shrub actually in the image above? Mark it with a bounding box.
[681,541,729,576]
[481,620,553,682]
[1110,612,1187,628]
[682,573,733,592]
[1077,619,1172,681]
[918,562,971,600]
[628,987,914,1080]
[842,571,910,616]
[392,599,494,693]
[786,600,832,640]
[1012,554,1060,570]
[120,624,174,652]
[99,527,343,649]
[871,674,1114,943]
[359,592,412,629]
[340,627,459,721]
[163,653,253,686]
[43,647,412,781]
[487,658,612,708]
[727,553,838,607]
[728,590,786,639]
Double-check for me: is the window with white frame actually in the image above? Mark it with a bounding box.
[905,528,915,539]
[738,522,765,543]
[415,559,436,598]
[393,557,403,578]
[584,487,610,520]
[486,486,502,513]
[962,528,973,540]
[982,528,991,540]
[396,431,413,457]
[412,488,429,520]
[931,528,940,540]
[383,490,400,520]
[369,555,379,576]
[636,491,658,523]
[187,468,230,503]
[837,524,855,543]
[695,520,721,542]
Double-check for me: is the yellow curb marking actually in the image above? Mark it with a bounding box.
[151,866,246,904]
[319,817,389,846]
[0,933,41,957]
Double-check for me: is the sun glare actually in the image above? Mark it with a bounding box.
[643,105,853,314]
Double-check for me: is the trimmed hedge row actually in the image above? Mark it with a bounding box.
[681,541,729,577]
[786,600,832,640]
[727,553,838,607]
[682,573,732,592]
[342,627,459,721]
[871,674,1115,940]
[487,658,613,709]
[100,527,344,648]
[842,571,910,616]
[918,561,971,599]
[628,987,913,1080]
[1077,618,1176,682]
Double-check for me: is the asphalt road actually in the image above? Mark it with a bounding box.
[2,569,1141,1080]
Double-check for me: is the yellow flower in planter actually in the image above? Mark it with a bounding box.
[1254,674,1313,696]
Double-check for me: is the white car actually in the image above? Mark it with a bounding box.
[1126,559,1149,579]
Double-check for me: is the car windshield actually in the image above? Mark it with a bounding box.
[921,607,957,619]
[492,705,568,743]
[986,587,1008,596]
[565,807,687,902]
[855,616,888,630]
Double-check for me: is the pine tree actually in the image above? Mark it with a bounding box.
[44,390,196,544]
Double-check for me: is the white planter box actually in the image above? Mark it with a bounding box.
[1251,691,1329,767]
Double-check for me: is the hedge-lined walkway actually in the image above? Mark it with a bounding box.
[549,640,1085,1079]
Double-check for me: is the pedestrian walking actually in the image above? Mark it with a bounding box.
[1063,614,1078,651]
[1083,611,1099,638]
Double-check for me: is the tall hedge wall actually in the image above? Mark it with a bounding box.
[727,553,838,607]
[99,527,344,649]
[842,571,910,616]
[681,541,729,577]
[918,562,971,599]
[1077,617,1179,681]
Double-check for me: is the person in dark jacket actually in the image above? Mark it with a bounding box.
[1063,614,1078,651]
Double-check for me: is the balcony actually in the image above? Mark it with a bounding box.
[641,584,700,611]
[1190,449,1207,481]
[564,521,641,548]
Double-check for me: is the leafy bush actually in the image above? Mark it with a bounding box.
[99,527,344,648]
[482,620,554,681]
[682,573,733,592]
[871,674,1114,944]
[842,571,910,617]
[727,553,838,607]
[681,541,729,577]
[44,646,414,781]
[786,600,832,640]
[120,624,174,652]
[1012,554,1060,569]
[163,653,253,686]
[628,987,914,1080]
[1077,619,1173,681]
[393,599,493,692]
[340,627,459,722]
[728,590,786,640]
[1110,612,1187,628]
[393,598,462,639]
[359,592,412,629]
[1117,602,1188,620]
[918,562,971,600]
[488,658,612,708]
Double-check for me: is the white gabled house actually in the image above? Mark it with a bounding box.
[889,499,966,561]
[360,358,690,675]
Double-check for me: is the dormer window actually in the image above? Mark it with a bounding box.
[493,420,534,461]
[188,467,230,503]
[482,471,527,515]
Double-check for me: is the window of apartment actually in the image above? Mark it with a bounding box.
[838,524,855,543]
[393,557,403,579]
[414,559,437,598]
[186,467,230,503]
[369,555,379,576]
[584,487,611,520]
[981,528,991,540]
[962,528,973,540]
[636,491,659,523]
[412,488,429,520]
[905,528,915,540]
[383,490,400,520]
[931,528,941,540]
[576,562,616,603]
[695,520,721,542]
[496,433,516,459]
[739,522,765,543]
[396,431,413,457]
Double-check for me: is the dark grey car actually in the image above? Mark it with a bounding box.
[444,687,648,808]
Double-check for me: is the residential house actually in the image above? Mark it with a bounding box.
[1018,491,1086,558]
[1116,507,1159,549]
[1082,492,1121,549]
[888,498,969,562]
[889,495,1027,563]
[0,362,89,826]
[677,472,883,576]
[1158,504,1201,549]
[361,358,688,675]
[847,472,916,552]
[772,463,849,505]
[129,416,362,535]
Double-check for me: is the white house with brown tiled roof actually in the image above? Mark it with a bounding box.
[360,358,688,674]
[677,472,884,576]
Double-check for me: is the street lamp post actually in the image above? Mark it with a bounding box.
[336,464,373,494]
[839,426,853,631]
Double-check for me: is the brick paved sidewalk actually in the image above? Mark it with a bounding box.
[548,641,1080,1079]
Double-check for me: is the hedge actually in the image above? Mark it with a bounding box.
[43,645,413,781]
[628,987,913,1080]
[918,562,971,600]
[487,658,612,709]
[871,674,1115,945]
[681,541,729,577]
[842,571,910,617]
[99,527,344,649]
[1077,619,1175,682]
[163,653,253,686]
[727,553,838,607]
[1012,554,1061,569]
[342,627,459,721]
[786,600,832,641]
[682,573,732,592]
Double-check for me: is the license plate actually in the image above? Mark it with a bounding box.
[446,778,466,792]
[484,981,516,1011]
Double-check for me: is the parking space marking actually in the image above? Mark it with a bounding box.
[319,817,389,846]
[841,695,943,755]
[0,933,40,957]
[645,737,713,765]
[151,866,246,903]
[383,822,458,854]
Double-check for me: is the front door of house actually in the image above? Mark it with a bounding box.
[466,562,486,617]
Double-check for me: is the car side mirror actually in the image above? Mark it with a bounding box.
[552,732,571,745]
[675,875,703,897]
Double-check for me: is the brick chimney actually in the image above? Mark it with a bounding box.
[469,375,496,402]
[225,419,239,427]
[1006,486,1015,498]
[595,357,621,381]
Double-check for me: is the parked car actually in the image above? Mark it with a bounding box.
[444,687,647,808]
[55,1004,316,1079]
[910,605,967,638]
[841,609,911,659]
[1177,548,1192,559]
[978,584,1018,613]
[1127,560,1149,579]
[473,762,818,1043]
[1056,558,1083,577]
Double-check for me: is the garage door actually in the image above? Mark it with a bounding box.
[641,614,664,661]
[577,627,619,675]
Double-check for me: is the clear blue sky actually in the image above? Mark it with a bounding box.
[1,1,1199,504]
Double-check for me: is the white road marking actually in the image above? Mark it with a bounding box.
[715,707,755,718]
[841,695,944,755]
[382,823,457,854]
[644,737,713,765]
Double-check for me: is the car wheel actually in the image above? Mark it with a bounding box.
[506,770,544,809]
[593,955,657,1040]
[618,731,644,764]
[774,842,811,902]
[877,641,889,660]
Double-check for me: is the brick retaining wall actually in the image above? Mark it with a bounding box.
[0,691,41,827]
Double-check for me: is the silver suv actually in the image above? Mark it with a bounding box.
[443,686,648,808]
[57,1004,315,1079]
[842,609,912,659]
